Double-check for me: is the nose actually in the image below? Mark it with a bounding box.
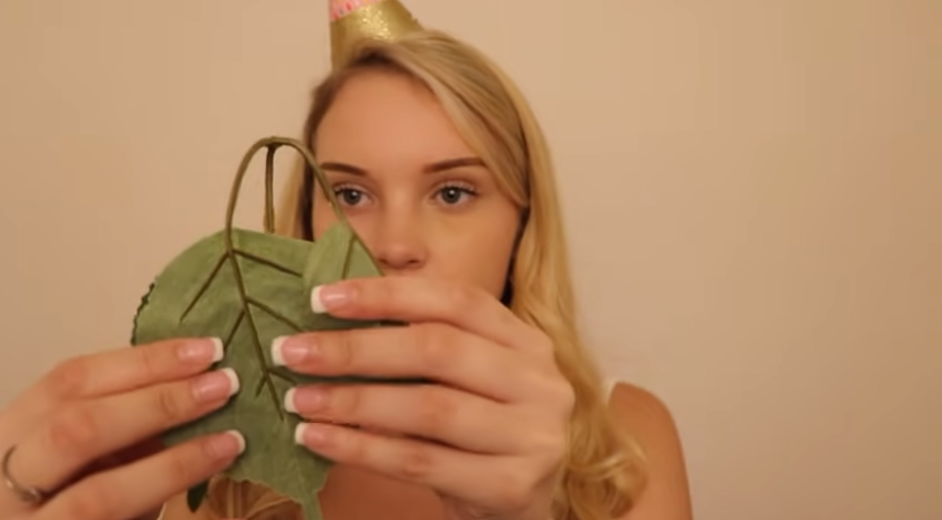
[370,211,428,274]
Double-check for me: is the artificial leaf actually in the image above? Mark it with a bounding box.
[129,137,417,520]
[186,481,209,512]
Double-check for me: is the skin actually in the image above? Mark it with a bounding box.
[290,70,572,520]
[0,69,692,520]
[279,70,692,519]
[0,337,244,520]
[310,70,521,294]
[613,384,693,520]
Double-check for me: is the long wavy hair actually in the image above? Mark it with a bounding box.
[201,29,647,520]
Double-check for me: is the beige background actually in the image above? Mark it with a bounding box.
[1,1,939,519]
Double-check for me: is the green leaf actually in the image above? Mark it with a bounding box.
[132,221,387,520]
[186,481,209,512]
[128,137,420,520]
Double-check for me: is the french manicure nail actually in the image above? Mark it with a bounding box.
[284,386,325,414]
[294,423,328,446]
[271,336,312,366]
[192,368,240,403]
[310,284,351,314]
[206,430,245,459]
[284,387,298,413]
[294,423,308,445]
[178,338,224,364]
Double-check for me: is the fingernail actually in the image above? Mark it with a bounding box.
[284,386,326,414]
[205,430,246,460]
[271,336,312,366]
[192,368,240,403]
[284,388,297,413]
[294,423,328,446]
[178,338,224,364]
[311,284,352,313]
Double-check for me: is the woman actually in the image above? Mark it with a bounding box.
[0,2,691,520]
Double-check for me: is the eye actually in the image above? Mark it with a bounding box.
[436,184,477,206]
[333,185,368,207]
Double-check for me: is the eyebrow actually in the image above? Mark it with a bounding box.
[319,157,486,176]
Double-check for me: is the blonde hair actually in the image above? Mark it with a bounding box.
[205,29,647,520]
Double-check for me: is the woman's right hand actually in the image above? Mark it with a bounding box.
[0,337,245,520]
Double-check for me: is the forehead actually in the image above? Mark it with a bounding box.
[314,70,476,167]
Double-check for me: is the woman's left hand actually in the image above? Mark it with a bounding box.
[272,277,575,520]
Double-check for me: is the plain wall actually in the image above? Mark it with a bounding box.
[1,1,939,519]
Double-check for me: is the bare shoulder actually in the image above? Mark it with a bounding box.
[608,382,694,520]
[608,383,680,438]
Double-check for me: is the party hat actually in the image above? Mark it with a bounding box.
[329,0,423,68]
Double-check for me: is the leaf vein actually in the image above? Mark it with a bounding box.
[180,253,227,323]
[223,310,245,354]
[234,248,303,277]
[224,245,283,420]
[247,297,305,332]
[340,232,354,279]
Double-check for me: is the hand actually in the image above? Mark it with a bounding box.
[274,277,575,520]
[0,337,245,520]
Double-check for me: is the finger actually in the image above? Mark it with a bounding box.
[11,338,223,429]
[309,277,549,355]
[294,422,541,512]
[272,324,552,402]
[62,436,165,489]
[4,368,239,509]
[35,431,245,520]
[286,383,539,454]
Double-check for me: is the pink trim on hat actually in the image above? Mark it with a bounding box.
[330,0,386,21]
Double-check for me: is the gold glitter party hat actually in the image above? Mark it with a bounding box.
[330,0,423,68]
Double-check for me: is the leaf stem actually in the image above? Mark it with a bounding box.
[264,145,276,233]
[217,136,377,423]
